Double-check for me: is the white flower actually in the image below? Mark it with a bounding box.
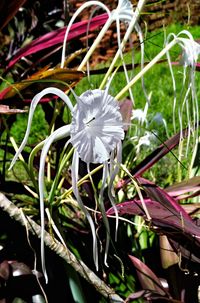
[70,89,124,164]
[113,0,133,21]
[9,87,125,280]
[177,37,200,67]
[131,101,148,125]
[136,131,157,154]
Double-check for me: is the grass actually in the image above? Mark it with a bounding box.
[10,104,48,145]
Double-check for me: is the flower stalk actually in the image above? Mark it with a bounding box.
[100,0,147,89]
[115,38,177,100]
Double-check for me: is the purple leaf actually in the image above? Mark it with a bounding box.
[6,13,108,70]
[129,255,167,296]
[136,177,192,221]
[107,177,200,261]
[165,176,200,199]
[131,127,189,178]
[107,198,195,234]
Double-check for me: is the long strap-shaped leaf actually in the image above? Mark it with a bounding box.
[132,127,190,178]
[6,14,108,70]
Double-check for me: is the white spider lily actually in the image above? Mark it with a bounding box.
[131,101,149,125]
[71,88,124,266]
[112,0,133,21]
[178,37,200,67]
[136,131,157,154]
[9,87,124,281]
[166,31,200,176]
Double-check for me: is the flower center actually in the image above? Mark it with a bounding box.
[86,116,96,126]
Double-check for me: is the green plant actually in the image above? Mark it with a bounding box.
[0,0,200,302]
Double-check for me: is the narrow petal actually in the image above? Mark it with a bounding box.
[99,162,110,266]
[39,125,70,283]
[71,151,99,270]
[9,88,73,169]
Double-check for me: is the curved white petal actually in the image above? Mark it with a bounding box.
[39,125,71,283]
[61,1,111,68]
[71,151,98,269]
[9,88,73,170]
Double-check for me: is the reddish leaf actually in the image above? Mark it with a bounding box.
[107,173,200,261]
[165,176,200,199]
[182,203,200,216]
[129,255,166,296]
[107,198,197,235]
[136,177,192,221]
[132,128,189,178]
[7,13,108,70]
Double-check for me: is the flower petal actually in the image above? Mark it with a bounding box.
[70,89,124,163]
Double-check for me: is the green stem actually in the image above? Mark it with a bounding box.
[28,140,45,191]
[49,148,73,205]
[78,16,112,71]
[115,39,177,100]
[99,0,147,90]
[61,164,103,199]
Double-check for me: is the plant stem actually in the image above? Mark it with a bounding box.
[0,192,123,303]
[61,164,104,199]
[115,39,177,100]
[48,148,73,205]
[99,0,147,90]
[61,1,111,69]
[78,17,112,71]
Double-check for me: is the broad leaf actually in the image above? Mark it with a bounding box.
[107,177,200,261]
[129,255,167,296]
[165,176,200,200]
[0,68,83,100]
[136,177,192,221]
[6,13,108,70]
